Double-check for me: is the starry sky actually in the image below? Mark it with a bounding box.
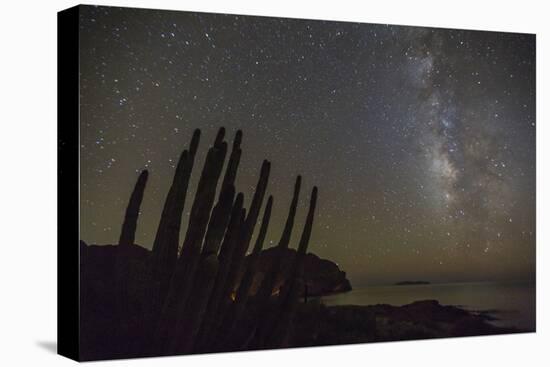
[79,5,535,286]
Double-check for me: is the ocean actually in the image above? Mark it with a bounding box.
[319,281,536,331]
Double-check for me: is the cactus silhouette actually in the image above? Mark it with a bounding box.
[118,169,148,247]
[256,176,302,303]
[98,128,318,357]
[264,186,318,347]
[223,195,273,346]
[152,129,200,291]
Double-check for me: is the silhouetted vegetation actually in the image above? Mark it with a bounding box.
[80,128,318,360]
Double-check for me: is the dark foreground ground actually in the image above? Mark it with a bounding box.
[80,243,525,359]
[287,299,524,349]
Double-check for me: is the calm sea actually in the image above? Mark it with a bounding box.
[319,281,535,331]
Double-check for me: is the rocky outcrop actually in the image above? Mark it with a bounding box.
[79,242,351,308]
[244,247,352,298]
[290,300,522,348]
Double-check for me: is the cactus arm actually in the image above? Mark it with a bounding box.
[118,170,148,247]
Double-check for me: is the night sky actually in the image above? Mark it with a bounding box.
[79,5,535,285]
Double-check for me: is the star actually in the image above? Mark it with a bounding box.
[78,5,535,285]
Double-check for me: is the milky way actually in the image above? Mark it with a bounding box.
[79,6,535,285]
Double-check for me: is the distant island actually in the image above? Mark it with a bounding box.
[394,281,431,286]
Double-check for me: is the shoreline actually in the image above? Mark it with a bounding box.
[288,299,528,348]
[316,282,535,331]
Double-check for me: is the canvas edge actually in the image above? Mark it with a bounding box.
[57,4,81,362]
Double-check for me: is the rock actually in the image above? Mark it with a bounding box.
[79,243,351,306]
[244,247,352,297]
[289,300,522,348]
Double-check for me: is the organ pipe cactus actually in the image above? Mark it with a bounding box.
[194,194,245,351]
[220,160,271,312]
[155,128,227,353]
[223,195,273,345]
[264,186,318,348]
[152,129,200,288]
[112,128,319,356]
[256,176,302,302]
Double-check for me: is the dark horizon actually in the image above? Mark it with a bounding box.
[79,6,535,286]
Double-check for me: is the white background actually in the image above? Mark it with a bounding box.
[0,0,548,365]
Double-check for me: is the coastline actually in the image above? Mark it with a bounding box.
[317,281,535,330]
[287,299,526,349]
